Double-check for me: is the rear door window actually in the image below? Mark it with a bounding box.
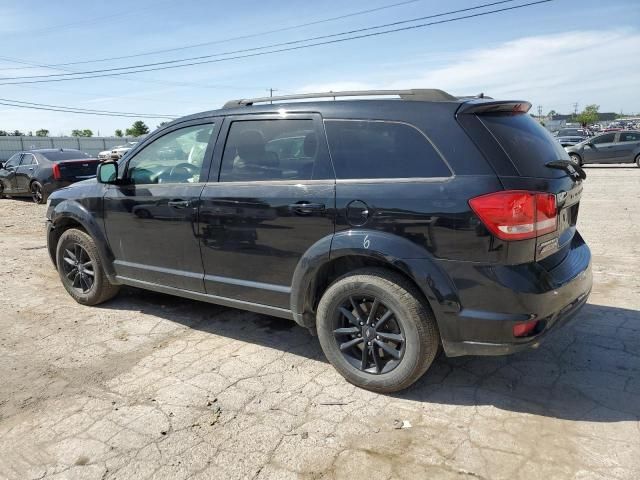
[478,113,570,178]
[620,132,640,142]
[324,120,451,179]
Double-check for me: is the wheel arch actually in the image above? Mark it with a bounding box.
[290,229,460,330]
[47,200,118,282]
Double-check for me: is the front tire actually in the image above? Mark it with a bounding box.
[569,153,582,166]
[635,154,640,168]
[316,268,440,393]
[56,228,120,305]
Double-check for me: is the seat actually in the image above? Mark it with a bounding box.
[229,129,282,181]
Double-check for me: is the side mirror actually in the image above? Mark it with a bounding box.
[97,161,118,184]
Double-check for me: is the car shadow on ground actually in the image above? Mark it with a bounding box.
[103,288,640,423]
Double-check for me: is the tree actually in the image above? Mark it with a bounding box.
[12,130,24,136]
[114,129,123,137]
[577,104,599,127]
[35,129,50,137]
[547,110,557,118]
[71,129,93,137]
[0,130,7,136]
[125,121,149,137]
[157,121,169,129]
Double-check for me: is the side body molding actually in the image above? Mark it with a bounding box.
[290,229,461,329]
[48,199,119,282]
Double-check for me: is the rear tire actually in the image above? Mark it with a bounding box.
[635,154,640,168]
[31,181,45,204]
[56,228,120,305]
[316,268,440,393]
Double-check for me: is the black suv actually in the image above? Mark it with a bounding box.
[46,89,592,392]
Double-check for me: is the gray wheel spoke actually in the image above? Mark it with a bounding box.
[63,256,76,266]
[72,272,81,288]
[377,332,404,343]
[65,248,77,262]
[333,326,359,336]
[339,307,360,327]
[361,343,369,370]
[374,310,393,330]
[349,296,365,320]
[372,345,382,373]
[66,267,78,279]
[367,298,380,324]
[340,337,364,351]
[375,339,401,360]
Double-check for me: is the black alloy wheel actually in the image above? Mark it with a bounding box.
[61,243,96,294]
[31,182,44,204]
[333,295,406,374]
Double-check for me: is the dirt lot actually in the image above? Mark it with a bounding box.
[1,166,639,480]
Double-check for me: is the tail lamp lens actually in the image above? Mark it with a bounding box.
[52,163,61,180]
[513,319,539,337]
[469,191,557,241]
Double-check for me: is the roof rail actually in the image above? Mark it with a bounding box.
[223,88,458,108]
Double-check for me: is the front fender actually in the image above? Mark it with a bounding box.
[48,199,118,281]
[290,229,460,329]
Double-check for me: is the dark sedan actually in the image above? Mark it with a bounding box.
[0,149,98,204]
[555,128,590,147]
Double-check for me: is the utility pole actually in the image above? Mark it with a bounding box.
[573,102,579,116]
[268,88,278,104]
[537,106,543,119]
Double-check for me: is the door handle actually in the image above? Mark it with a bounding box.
[168,200,191,208]
[288,202,325,214]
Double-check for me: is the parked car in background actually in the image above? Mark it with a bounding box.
[45,89,592,392]
[555,128,591,147]
[565,131,640,166]
[0,149,98,203]
[110,142,138,160]
[98,148,113,161]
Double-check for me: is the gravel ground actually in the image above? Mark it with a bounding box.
[0,166,639,480]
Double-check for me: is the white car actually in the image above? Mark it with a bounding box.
[110,142,138,160]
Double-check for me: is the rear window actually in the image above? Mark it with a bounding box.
[324,120,451,179]
[478,113,570,178]
[40,150,93,162]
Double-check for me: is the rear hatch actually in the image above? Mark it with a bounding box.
[457,100,584,266]
[56,159,99,180]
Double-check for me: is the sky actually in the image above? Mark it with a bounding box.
[0,0,639,136]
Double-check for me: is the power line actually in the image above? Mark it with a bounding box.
[0,0,550,85]
[0,0,426,70]
[0,99,178,118]
[0,0,519,80]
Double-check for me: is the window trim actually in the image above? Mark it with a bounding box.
[322,118,455,182]
[209,112,334,184]
[122,119,219,186]
[19,154,37,166]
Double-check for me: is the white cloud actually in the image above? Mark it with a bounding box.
[297,29,640,113]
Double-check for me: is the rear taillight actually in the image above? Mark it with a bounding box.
[513,319,539,337]
[469,190,557,241]
[52,163,61,180]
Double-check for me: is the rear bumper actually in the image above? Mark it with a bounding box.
[433,232,592,357]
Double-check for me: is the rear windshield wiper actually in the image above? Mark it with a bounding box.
[545,160,587,180]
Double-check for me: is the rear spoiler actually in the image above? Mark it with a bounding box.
[457,100,532,115]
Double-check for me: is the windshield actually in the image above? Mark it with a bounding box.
[479,113,570,178]
[40,150,93,161]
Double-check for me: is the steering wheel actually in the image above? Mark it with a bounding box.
[168,162,199,181]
